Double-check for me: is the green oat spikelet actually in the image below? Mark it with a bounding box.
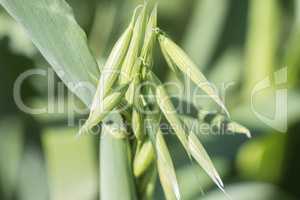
[127,4,157,104]
[119,4,147,84]
[160,42,183,82]
[132,108,145,141]
[197,110,251,138]
[156,130,181,200]
[133,139,155,177]
[79,84,129,135]
[188,132,225,192]
[130,5,158,141]
[227,121,251,138]
[90,7,139,113]
[155,85,189,153]
[158,34,230,117]
[141,4,157,66]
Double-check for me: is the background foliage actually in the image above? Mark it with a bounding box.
[0,0,300,199]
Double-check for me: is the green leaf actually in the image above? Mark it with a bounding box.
[284,1,300,87]
[42,127,97,200]
[0,1,138,199]
[201,183,295,200]
[0,0,100,106]
[236,134,285,183]
[100,113,137,200]
[18,141,49,200]
[243,0,280,96]
[0,117,24,199]
[183,0,229,69]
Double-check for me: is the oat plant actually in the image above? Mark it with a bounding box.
[0,1,250,199]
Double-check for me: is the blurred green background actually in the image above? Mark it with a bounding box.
[1,0,300,199]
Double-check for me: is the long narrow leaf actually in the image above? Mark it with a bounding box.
[0,0,99,106]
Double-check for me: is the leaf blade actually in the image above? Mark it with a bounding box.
[0,0,99,106]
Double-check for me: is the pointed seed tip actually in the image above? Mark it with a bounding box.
[132,4,143,20]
